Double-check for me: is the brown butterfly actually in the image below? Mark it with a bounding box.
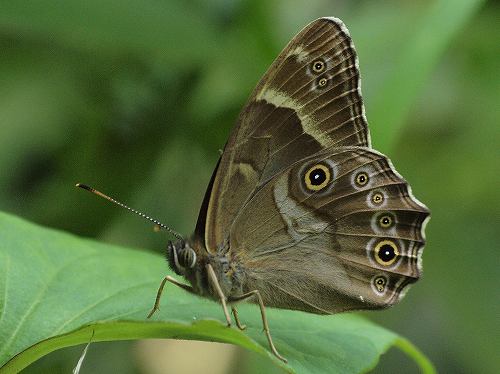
[78,17,429,363]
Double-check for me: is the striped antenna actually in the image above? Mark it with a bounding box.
[76,183,183,241]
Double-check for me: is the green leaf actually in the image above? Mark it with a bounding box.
[0,212,434,373]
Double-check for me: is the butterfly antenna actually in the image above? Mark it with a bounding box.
[75,183,184,241]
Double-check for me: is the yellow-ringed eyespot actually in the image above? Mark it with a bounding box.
[317,77,328,88]
[355,171,369,187]
[372,192,384,205]
[378,213,395,229]
[311,59,326,73]
[374,240,399,266]
[304,163,331,191]
[373,275,387,293]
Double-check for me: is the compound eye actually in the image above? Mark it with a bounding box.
[304,163,331,191]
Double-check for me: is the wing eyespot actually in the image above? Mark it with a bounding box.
[374,240,399,266]
[304,163,331,191]
[372,193,384,204]
[378,213,395,229]
[366,189,388,208]
[354,171,369,187]
[316,76,329,89]
[372,275,388,294]
[311,59,326,74]
[367,190,386,208]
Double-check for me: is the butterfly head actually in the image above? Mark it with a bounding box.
[167,240,197,276]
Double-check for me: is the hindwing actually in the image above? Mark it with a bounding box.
[230,148,429,312]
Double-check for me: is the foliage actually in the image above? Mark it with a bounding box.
[0,0,497,373]
[0,212,433,373]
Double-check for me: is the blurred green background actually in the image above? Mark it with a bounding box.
[1,0,498,373]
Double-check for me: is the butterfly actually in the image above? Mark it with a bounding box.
[78,17,430,363]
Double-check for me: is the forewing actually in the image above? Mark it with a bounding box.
[201,18,370,251]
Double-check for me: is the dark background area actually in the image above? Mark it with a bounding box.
[1,0,498,373]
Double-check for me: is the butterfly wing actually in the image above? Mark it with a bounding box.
[199,18,370,251]
[229,148,429,313]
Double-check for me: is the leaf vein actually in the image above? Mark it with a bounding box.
[0,253,98,358]
[53,281,155,334]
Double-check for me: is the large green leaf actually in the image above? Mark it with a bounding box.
[0,212,433,373]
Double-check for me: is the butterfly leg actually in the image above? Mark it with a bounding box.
[147,276,195,318]
[206,263,232,327]
[229,291,287,363]
[231,307,247,330]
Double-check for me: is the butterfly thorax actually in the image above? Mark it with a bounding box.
[166,239,245,301]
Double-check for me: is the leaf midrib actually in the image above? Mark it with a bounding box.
[0,254,10,326]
